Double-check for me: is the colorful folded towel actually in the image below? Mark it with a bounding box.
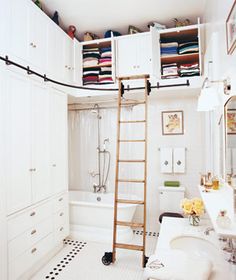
[164,181,180,187]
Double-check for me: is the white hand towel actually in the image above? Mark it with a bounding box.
[160,148,172,173]
[144,250,212,280]
[173,148,185,173]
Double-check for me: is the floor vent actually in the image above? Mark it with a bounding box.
[44,239,87,279]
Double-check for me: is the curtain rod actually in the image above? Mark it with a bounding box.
[0,55,190,92]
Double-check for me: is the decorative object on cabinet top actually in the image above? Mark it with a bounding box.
[67,25,76,39]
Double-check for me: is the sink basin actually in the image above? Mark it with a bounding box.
[170,236,219,263]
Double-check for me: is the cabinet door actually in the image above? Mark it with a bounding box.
[0,0,10,54]
[116,36,138,77]
[6,72,32,214]
[47,25,64,80]
[31,82,51,203]
[50,89,68,194]
[136,34,152,75]
[73,39,82,85]
[8,0,29,63]
[150,27,161,79]
[63,36,73,82]
[28,2,47,71]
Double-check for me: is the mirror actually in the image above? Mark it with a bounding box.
[225,96,236,184]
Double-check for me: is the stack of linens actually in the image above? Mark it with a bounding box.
[178,41,199,55]
[162,63,178,79]
[83,47,100,67]
[99,66,113,84]
[83,67,100,85]
[161,42,178,57]
[99,47,112,66]
[179,63,200,77]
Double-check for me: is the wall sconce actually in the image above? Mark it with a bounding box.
[197,77,231,111]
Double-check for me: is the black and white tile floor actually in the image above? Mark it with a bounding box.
[31,233,158,280]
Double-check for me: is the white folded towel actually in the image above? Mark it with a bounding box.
[144,250,212,280]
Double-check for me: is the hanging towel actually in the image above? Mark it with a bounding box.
[173,148,185,173]
[160,148,172,173]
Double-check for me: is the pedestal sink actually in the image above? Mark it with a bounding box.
[170,236,219,263]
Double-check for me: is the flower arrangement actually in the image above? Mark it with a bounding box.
[181,198,204,226]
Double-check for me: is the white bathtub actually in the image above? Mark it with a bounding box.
[69,191,139,243]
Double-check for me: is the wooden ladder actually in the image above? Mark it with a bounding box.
[102,74,150,268]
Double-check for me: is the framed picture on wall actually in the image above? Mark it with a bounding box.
[226,0,236,54]
[161,111,184,135]
[227,109,236,134]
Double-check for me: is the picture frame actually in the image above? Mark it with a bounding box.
[162,111,184,135]
[227,109,236,134]
[226,0,236,54]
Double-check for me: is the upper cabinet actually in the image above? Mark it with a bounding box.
[28,1,47,71]
[116,33,152,78]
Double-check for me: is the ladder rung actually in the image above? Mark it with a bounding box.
[119,139,145,143]
[118,159,145,163]
[118,179,145,183]
[116,221,144,228]
[118,74,150,81]
[119,120,146,123]
[115,243,144,251]
[117,199,144,205]
[120,101,146,106]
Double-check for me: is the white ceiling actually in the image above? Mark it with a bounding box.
[40,0,206,39]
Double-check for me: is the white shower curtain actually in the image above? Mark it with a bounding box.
[68,105,145,197]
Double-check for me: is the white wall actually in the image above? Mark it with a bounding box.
[204,0,236,176]
[68,94,205,232]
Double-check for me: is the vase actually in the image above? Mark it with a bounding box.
[189,214,200,226]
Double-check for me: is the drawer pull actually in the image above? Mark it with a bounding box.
[60,227,64,232]
[31,229,37,235]
[30,211,36,217]
[60,212,64,217]
[59,198,63,202]
[31,248,37,254]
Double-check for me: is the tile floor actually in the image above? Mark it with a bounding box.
[31,231,158,280]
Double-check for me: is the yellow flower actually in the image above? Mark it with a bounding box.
[180,198,204,216]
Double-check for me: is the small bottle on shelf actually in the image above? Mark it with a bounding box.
[212,176,219,190]
[216,210,231,229]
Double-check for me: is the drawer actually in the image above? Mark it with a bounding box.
[8,200,53,241]
[9,233,53,280]
[54,222,69,244]
[8,216,53,262]
[54,206,68,229]
[54,193,68,212]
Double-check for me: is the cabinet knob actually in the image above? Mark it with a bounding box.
[134,66,136,69]
[31,229,37,235]
[52,164,57,167]
[30,211,36,217]
[160,192,163,195]
[33,44,37,48]
[60,212,64,217]
[30,42,34,47]
[60,227,64,232]
[59,197,63,202]
[65,65,68,68]
[31,248,37,254]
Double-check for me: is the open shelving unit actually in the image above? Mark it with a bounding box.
[158,22,202,80]
[81,38,115,86]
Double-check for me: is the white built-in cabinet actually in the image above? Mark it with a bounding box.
[116,33,152,77]
[5,72,68,215]
[50,88,68,194]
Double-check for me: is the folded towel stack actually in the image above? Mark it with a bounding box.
[178,41,199,55]
[179,63,200,77]
[162,63,179,79]
[83,67,100,85]
[99,47,112,66]
[83,48,100,67]
[164,181,180,187]
[161,42,178,57]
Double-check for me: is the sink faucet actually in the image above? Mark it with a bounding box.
[204,227,215,235]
